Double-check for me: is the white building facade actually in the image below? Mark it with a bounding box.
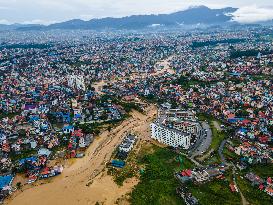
[151,122,191,149]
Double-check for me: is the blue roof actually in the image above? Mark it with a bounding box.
[29,116,40,122]
[228,118,245,123]
[75,114,81,118]
[63,125,74,130]
[19,156,37,166]
[0,175,13,189]
[239,128,247,133]
[38,148,52,157]
[230,72,241,76]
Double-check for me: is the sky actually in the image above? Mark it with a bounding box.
[0,0,273,25]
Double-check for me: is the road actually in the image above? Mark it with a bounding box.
[189,122,212,158]
[218,139,227,164]
[218,139,249,205]
[232,167,249,205]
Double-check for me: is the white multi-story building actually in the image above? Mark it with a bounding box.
[151,108,203,149]
[67,75,86,91]
[151,121,191,149]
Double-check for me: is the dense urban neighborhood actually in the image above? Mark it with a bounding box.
[0,24,272,205]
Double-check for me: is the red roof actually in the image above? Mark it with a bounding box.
[265,187,273,193]
[242,119,251,124]
[258,112,267,118]
[40,167,50,175]
[181,169,192,177]
[267,177,272,184]
[259,136,269,143]
[229,183,236,192]
[259,184,264,190]
[71,129,83,137]
[227,114,235,119]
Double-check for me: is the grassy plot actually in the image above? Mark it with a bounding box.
[250,164,273,178]
[209,121,226,151]
[187,178,241,205]
[237,177,272,205]
[130,145,193,205]
[202,153,221,165]
[0,112,20,120]
[108,165,136,186]
[222,147,238,161]
[10,149,37,161]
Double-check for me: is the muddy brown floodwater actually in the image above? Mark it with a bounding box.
[6,105,157,205]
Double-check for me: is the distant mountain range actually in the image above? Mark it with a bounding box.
[0,6,271,31]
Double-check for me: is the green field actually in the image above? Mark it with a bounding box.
[130,145,193,205]
[187,177,241,205]
[250,164,273,178]
[237,177,272,205]
[130,144,242,205]
[210,121,226,151]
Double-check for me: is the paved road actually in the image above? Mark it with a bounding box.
[189,122,212,158]
[180,152,202,167]
[219,139,227,164]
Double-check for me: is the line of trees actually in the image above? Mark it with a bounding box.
[191,38,245,48]
[230,49,273,59]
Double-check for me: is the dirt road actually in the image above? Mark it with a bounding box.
[6,105,157,205]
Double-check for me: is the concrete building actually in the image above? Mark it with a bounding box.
[151,121,191,149]
[150,108,202,149]
[168,118,202,137]
[158,108,196,121]
[191,170,210,183]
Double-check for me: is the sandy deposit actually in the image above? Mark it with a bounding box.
[153,56,175,76]
[6,105,157,205]
[92,80,107,95]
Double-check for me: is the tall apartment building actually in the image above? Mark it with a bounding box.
[151,121,191,149]
[151,108,202,149]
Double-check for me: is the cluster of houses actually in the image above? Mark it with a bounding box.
[245,172,273,197]
[0,174,14,203]
[176,165,227,184]
[232,141,272,165]
[0,70,122,201]
[0,26,272,204]
[18,152,63,183]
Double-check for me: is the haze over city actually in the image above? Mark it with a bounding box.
[0,0,273,24]
[0,1,273,205]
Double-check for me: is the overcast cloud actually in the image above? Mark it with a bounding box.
[0,0,273,24]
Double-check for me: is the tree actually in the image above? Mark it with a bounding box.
[16,182,22,190]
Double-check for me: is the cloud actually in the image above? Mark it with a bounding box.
[22,19,58,25]
[0,1,273,24]
[232,5,273,23]
[0,6,10,10]
[0,19,12,25]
